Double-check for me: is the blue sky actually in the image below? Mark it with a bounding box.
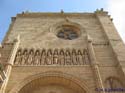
[0,0,125,42]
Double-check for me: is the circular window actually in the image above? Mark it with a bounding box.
[57,25,80,40]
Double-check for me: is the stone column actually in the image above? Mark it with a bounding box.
[0,35,20,93]
[87,35,105,93]
[0,53,6,85]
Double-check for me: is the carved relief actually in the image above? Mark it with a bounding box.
[59,49,65,65]
[21,50,28,65]
[27,50,34,65]
[72,49,78,65]
[77,50,83,65]
[83,49,89,65]
[14,48,90,66]
[53,49,59,65]
[41,49,46,65]
[45,49,52,65]
[14,49,22,65]
[65,50,72,65]
[34,50,41,65]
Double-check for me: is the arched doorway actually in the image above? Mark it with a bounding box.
[9,72,90,93]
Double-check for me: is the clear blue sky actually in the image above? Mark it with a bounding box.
[0,0,107,42]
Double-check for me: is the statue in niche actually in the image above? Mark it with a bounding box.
[106,77,123,89]
[21,50,28,65]
[77,50,83,65]
[59,50,65,65]
[84,49,89,65]
[45,49,52,65]
[72,49,78,65]
[27,50,34,65]
[40,49,46,65]
[53,49,59,65]
[34,50,41,65]
[65,50,71,65]
[14,50,22,65]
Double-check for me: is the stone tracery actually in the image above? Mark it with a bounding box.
[14,48,90,66]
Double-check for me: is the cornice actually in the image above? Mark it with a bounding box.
[16,12,97,18]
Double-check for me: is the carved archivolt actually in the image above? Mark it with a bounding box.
[14,48,90,66]
[9,71,91,93]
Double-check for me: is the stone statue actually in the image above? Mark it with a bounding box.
[27,50,34,65]
[65,50,71,65]
[45,49,52,65]
[84,49,89,65]
[14,50,22,65]
[77,50,83,65]
[41,50,46,65]
[72,49,78,65]
[53,49,58,65]
[59,50,65,65]
[34,50,41,65]
[21,50,28,65]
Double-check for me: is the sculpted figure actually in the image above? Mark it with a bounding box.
[27,50,34,65]
[41,49,46,65]
[45,49,52,65]
[53,49,59,65]
[21,50,28,65]
[72,49,78,65]
[59,50,65,65]
[65,50,71,65]
[14,50,22,65]
[77,50,83,65]
[34,50,41,65]
[84,49,89,65]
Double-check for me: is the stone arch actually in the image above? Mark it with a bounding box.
[77,49,83,55]
[47,49,53,55]
[105,76,124,89]
[60,49,65,54]
[34,49,41,55]
[53,48,59,55]
[41,48,46,55]
[23,48,28,53]
[9,71,91,93]
[72,48,77,54]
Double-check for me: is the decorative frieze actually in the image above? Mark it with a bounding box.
[14,48,90,66]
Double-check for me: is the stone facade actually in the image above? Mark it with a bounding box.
[0,9,125,93]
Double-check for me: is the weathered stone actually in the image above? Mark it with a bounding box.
[0,11,125,93]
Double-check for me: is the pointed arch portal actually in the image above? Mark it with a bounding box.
[9,72,90,93]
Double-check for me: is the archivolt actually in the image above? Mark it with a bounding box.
[9,71,91,93]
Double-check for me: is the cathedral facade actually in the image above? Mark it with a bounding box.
[0,9,125,93]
